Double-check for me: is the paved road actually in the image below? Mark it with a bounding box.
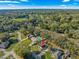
[17,32,22,41]
[0,48,7,54]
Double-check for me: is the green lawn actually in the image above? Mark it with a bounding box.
[44,51,52,59]
[13,18,28,22]
[13,39,31,57]
[31,45,41,51]
[0,51,4,57]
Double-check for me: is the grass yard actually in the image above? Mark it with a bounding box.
[44,51,52,59]
[13,18,28,22]
[0,51,4,57]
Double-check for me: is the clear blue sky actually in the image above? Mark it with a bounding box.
[0,0,79,9]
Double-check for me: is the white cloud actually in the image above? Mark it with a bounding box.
[60,5,66,6]
[20,0,29,2]
[0,6,79,9]
[8,4,16,8]
[0,1,20,3]
[73,3,78,5]
[62,0,70,2]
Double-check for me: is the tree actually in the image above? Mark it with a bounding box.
[50,21,59,31]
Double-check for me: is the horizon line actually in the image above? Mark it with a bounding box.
[0,8,79,9]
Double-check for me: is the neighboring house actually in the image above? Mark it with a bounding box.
[32,51,43,59]
[57,51,64,59]
[0,41,9,49]
[51,48,64,59]
[0,38,10,49]
[27,34,33,39]
[64,50,72,59]
[0,33,10,49]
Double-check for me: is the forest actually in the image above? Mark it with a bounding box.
[0,9,79,59]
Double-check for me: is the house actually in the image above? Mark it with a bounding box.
[28,34,38,46]
[28,34,42,43]
[29,36,42,46]
[40,39,48,50]
[37,37,42,43]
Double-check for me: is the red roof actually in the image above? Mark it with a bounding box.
[41,40,47,46]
